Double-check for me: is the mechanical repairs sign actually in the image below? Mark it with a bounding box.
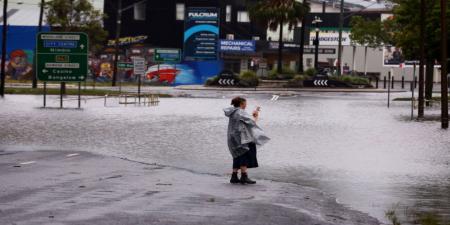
[183,7,220,61]
[36,32,88,82]
[219,40,256,52]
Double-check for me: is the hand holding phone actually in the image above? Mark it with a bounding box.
[253,106,261,118]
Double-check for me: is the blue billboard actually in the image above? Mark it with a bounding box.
[219,40,256,52]
[183,8,220,61]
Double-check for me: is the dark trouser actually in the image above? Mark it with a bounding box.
[233,143,258,169]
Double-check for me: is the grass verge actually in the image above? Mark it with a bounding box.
[4,88,172,97]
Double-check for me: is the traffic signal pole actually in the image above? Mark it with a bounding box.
[0,0,8,97]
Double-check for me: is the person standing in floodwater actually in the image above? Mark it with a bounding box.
[224,97,270,184]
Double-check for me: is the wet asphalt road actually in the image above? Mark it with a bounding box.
[0,90,449,223]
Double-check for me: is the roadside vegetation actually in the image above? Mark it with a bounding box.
[386,207,449,225]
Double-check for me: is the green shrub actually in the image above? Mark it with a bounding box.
[239,71,259,87]
[267,67,296,80]
[267,71,279,80]
[329,75,370,86]
[285,75,307,88]
[205,76,220,86]
[305,68,317,77]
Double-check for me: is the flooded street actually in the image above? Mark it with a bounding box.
[1,92,449,223]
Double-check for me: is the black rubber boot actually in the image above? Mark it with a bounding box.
[240,173,256,184]
[230,172,240,184]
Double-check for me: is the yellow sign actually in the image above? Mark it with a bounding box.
[107,35,148,46]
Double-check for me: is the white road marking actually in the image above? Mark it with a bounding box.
[66,153,80,157]
[19,161,36,165]
[271,95,280,101]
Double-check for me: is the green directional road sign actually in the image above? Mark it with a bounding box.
[154,48,181,62]
[36,32,89,82]
[118,62,133,69]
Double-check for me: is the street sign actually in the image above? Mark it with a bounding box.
[218,70,237,86]
[154,49,181,62]
[36,32,88,82]
[218,78,235,86]
[133,57,146,75]
[313,80,328,87]
[118,62,133,69]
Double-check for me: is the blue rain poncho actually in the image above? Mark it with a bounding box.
[224,107,270,158]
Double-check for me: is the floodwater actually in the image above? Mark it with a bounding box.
[0,91,449,224]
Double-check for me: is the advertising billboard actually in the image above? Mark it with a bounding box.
[183,8,220,61]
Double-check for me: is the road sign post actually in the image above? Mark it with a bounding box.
[133,57,146,104]
[36,32,88,108]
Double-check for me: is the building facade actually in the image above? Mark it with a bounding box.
[102,0,266,85]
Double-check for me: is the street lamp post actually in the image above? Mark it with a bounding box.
[440,0,448,129]
[0,0,8,97]
[312,16,322,70]
[298,0,308,74]
[337,0,344,76]
[111,0,147,87]
[112,0,122,87]
[32,0,45,89]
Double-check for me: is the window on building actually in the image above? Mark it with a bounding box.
[306,58,313,68]
[226,5,232,22]
[237,11,250,23]
[176,3,185,21]
[252,36,260,41]
[226,34,235,40]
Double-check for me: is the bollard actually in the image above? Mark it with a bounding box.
[384,76,387,89]
[391,76,395,89]
[376,77,379,89]
[401,76,405,89]
[104,94,108,107]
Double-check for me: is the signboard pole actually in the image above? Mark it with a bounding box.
[43,82,47,108]
[387,71,391,108]
[60,83,63,109]
[411,77,415,120]
[133,57,146,105]
[138,74,141,104]
[78,82,81,108]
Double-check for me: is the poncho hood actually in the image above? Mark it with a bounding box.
[224,107,239,117]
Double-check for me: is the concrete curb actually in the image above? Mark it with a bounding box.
[174,85,408,93]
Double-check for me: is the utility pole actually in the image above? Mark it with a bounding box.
[112,0,122,87]
[312,16,321,70]
[298,0,307,74]
[32,0,45,89]
[418,0,426,119]
[0,0,8,97]
[440,0,448,129]
[337,0,344,76]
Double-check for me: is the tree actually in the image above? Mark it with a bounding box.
[387,0,450,104]
[250,0,309,74]
[45,0,108,53]
[350,16,388,76]
[45,0,108,93]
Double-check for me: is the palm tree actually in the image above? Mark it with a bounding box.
[250,0,309,74]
